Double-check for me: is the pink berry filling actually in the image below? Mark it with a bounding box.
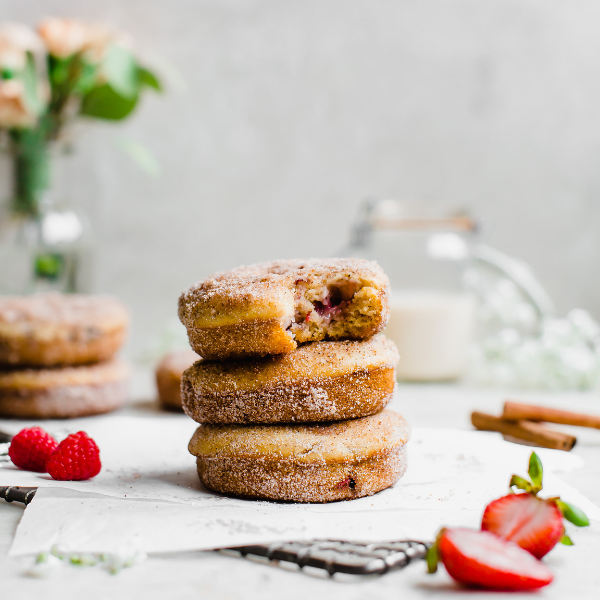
[336,476,356,490]
[290,280,360,336]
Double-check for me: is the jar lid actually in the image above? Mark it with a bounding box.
[358,199,478,232]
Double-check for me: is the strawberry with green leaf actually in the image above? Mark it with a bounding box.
[481,452,589,558]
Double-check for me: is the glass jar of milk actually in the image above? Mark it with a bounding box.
[345,200,478,381]
[344,200,555,383]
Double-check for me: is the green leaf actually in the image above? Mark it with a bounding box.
[80,84,138,120]
[528,452,543,490]
[560,534,574,546]
[509,475,533,493]
[426,544,439,574]
[138,67,162,92]
[22,53,46,117]
[102,45,138,99]
[73,61,99,95]
[556,500,590,527]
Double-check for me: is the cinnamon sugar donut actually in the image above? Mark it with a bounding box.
[0,293,129,366]
[156,349,198,411]
[178,258,390,360]
[0,359,130,418]
[188,410,409,502]
[182,335,398,424]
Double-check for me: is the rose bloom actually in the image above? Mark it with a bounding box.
[38,17,112,62]
[0,79,36,128]
[0,23,43,72]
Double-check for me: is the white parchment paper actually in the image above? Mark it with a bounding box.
[3,415,598,556]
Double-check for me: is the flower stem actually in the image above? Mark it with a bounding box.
[10,125,52,217]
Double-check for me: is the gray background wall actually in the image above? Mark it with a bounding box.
[2,0,600,356]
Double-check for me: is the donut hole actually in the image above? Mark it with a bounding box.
[291,278,379,342]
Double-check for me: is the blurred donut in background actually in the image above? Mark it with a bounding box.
[155,349,198,411]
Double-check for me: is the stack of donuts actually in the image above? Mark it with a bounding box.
[178,258,410,503]
[0,293,130,419]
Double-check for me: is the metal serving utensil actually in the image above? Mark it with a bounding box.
[222,539,429,576]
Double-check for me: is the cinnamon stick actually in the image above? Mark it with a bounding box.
[503,401,600,430]
[471,412,577,451]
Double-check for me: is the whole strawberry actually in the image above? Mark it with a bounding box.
[482,452,589,558]
[427,527,553,590]
[8,427,58,472]
[46,431,101,481]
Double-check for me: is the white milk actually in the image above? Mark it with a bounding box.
[384,290,477,381]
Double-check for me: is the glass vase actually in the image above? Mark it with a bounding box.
[0,142,93,295]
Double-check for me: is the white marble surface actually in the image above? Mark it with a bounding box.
[2,377,600,597]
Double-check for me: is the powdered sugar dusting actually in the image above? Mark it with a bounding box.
[177,258,390,360]
[190,411,409,502]
[182,335,399,423]
[190,410,410,463]
[0,293,129,366]
[0,358,130,389]
[0,361,129,419]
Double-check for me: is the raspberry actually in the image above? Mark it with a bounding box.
[46,431,101,481]
[8,427,58,472]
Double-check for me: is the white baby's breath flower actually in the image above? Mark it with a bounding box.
[25,551,63,578]
[104,549,147,574]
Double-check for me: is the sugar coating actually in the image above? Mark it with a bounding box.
[0,293,129,366]
[183,378,339,422]
[178,258,390,360]
[189,410,409,463]
[0,359,130,418]
[0,380,129,419]
[189,410,410,502]
[0,293,128,326]
[182,335,399,423]
[196,447,407,502]
[0,359,130,390]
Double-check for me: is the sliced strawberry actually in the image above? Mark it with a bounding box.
[482,493,564,558]
[481,452,589,558]
[429,528,553,590]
